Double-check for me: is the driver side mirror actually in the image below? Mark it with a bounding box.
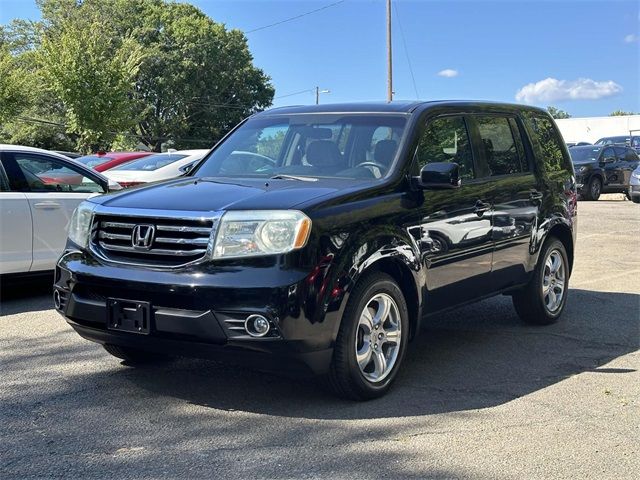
[417,162,461,189]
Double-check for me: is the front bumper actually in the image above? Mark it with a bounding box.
[54,251,338,375]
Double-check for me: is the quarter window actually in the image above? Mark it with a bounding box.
[415,116,475,179]
[522,113,568,173]
[473,116,527,176]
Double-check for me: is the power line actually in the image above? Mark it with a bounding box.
[274,89,315,100]
[393,2,419,100]
[246,0,346,34]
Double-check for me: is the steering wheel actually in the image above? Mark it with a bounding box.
[356,161,387,170]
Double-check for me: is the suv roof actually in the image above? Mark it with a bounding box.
[256,100,549,116]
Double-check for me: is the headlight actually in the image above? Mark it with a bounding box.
[68,201,97,248]
[213,210,311,258]
[576,165,588,174]
[632,171,640,180]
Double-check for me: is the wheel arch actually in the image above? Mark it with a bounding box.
[546,223,575,274]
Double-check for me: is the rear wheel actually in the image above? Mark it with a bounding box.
[513,237,569,325]
[103,344,171,364]
[325,272,409,400]
[584,176,602,201]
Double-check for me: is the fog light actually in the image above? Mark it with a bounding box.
[245,314,270,337]
[53,290,62,310]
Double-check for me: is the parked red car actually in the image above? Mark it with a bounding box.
[75,151,152,172]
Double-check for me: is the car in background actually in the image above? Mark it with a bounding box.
[103,149,209,187]
[569,145,640,200]
[594,135,640,152]
[629,164,640,203]
[565,141,591,147]
[0,144,120,275]
[75,151,152,172]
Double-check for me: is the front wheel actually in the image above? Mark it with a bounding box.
[512,237,569,325]
[325,272,409,400]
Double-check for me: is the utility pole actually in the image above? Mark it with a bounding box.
[316,86,320,105]
[386,0,393,102]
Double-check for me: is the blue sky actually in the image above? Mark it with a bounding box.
[1,0,638,117]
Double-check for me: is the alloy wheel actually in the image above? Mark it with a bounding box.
[355,293,402,383]
[542,249,566,313]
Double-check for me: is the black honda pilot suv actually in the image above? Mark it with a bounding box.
[55,101,577,400]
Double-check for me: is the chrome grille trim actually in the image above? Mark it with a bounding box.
[89,206,222,269]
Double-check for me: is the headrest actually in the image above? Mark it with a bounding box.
[306,140,343,167]
[374,140,398,166]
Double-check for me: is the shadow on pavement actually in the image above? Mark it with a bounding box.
[3,288,638,420]
[0,274,53,316]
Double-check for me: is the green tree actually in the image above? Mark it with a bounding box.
[609,110,637,116]
[39,19,144,152]
[0,45,29,123]
[547,106,571,119]
[37,0,275,151]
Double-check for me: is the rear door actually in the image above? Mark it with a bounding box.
[0,156,33,274]
[465,113,540,290]
[2,152,106,272]
[601,146,622,189]
[614,147,640,187]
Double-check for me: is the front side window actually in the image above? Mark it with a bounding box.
[473,116,527,175]
[193,114,408,180]
[415,116,474,180]
[9,153,104,193]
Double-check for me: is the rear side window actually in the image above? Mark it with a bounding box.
[472,115,528,176]
[522,113,570,173]
[415,116,475,180]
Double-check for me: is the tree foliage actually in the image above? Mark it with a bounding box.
[609,110,637,116]
[0,0,275,152]
[547,106,571,119]
[0,45,29,123]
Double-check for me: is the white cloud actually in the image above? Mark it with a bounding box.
[624,33,638,43]
[437,69,458,78]
[515,77,622,103]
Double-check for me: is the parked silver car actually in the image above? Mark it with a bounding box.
[629,164,640,203]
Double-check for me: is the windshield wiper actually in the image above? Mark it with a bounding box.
[269,174,317,182]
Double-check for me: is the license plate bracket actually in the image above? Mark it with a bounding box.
[107,298,151,335]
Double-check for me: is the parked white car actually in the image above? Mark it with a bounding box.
[103,149,209,187]
[0,144,120,275]
[629,164,640,203]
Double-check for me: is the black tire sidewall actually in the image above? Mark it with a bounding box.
[588,176,602,200]
[340,274,409,397]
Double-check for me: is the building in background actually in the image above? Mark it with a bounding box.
[555,115,640,144]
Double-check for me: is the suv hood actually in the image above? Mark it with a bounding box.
[89,176,372,211]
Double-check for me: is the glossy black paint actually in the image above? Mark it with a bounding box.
[56,101,578,376]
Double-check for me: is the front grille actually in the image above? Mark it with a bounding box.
[91,211,219,268]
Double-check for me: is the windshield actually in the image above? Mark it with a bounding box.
[595,136,629,145]
[193,114,407,180]
[113,153,188,171]
[76,155,113,168]
[569,147,601,163]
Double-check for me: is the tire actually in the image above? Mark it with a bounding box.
[512,237,569,325]
[584,176,602,201]
[633,196,640,204]
[325,272,409,400]
[103,344,171,364]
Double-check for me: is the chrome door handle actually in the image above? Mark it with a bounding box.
[34,201,61,209]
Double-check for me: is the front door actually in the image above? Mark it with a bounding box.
[601,146,623,190]
[412,115,494,313]
[2,152,105,271]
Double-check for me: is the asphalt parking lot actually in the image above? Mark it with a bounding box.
[1,196,638,479]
